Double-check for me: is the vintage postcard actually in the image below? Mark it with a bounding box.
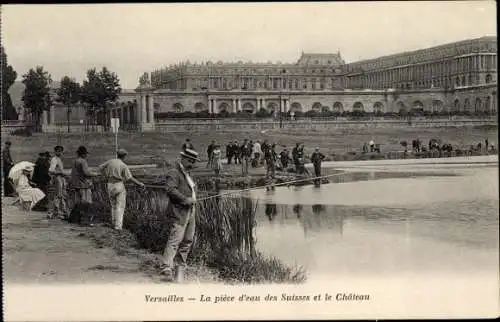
[1,2,498,321]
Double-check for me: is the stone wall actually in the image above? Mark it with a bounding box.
[154,119,498,133]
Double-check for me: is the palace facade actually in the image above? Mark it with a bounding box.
[27,36,497,131]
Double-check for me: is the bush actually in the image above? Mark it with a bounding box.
[11,126,33,137]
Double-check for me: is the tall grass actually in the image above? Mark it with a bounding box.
[91,178,306,284]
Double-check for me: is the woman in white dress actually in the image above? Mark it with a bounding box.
[13,165,46,210]
[211,145,223,175]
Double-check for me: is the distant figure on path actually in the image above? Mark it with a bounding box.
[252,140,262,167]
[226,141,234,165]
[70,146,98,209]
[210,145,223,175]
[160,148,200,283]
[240,139,252,176]
[369,139,375,152]
[265,144,278,179]
[98,149,145,230]
[310,147,326,185]
[280,148,290,170]
[233,141,241,165]
[3,141,15,197]
[206,140,216,168]
[47,146,69,220]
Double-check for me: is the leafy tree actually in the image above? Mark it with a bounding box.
[81,67,121,130]
[1,46,18,120]
[56,76,81,132]
[21,66,52,132]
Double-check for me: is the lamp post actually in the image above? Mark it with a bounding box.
[279,91,283,129]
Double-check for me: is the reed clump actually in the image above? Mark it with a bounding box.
[91,178,306,284]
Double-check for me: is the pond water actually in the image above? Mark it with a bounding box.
[242,164,499,279]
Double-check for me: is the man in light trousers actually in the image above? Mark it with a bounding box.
[98,149,145,230]
[160,148,200,283]
[48,145,69,219]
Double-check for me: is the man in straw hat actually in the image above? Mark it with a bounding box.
[160,148,200,283]
[98,148,145,230]
[47,145,69,219]
[70,146,98,209]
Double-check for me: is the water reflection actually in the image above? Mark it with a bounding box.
[252,167,499,277]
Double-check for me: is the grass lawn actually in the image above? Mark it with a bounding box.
[4,125,497,169]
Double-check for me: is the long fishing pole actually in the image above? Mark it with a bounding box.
[125,170,349,202]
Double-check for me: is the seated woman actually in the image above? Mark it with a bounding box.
[13,165,47,211]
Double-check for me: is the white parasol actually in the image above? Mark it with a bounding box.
[8,161,35,185]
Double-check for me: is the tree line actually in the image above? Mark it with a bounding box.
[1,47,121,132]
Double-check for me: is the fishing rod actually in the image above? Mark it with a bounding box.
[124,170,349,202]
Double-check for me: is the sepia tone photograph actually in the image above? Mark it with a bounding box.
[1,1,498,320]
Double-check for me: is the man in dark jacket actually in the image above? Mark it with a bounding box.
[233,140,240,165]
[311,147,326,183]
[240,139,252,176]
[33,152,52,194]
[3,141,15,196]
[160,148,200,283]
[292,143,300,171]
[280,148,290,170]
[226,141,233,165]
[206,140,215,168]
[265,144,278,179]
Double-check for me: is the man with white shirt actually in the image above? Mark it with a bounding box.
[160,148,200,283]
[98,149,145,230]
[252,140,262,167]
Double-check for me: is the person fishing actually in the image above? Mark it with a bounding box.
[296,143,306,174]
[160,148,200,283]
[265,143,278,179]
[47,145,69,220]
[98,149,145,230]
[310,147,326,186]
[292,143,300,172]
[280,147,290,171]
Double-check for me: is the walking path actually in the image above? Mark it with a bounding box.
[2,198,153,284]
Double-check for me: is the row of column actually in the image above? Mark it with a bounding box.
[136,94,155,124]
[41,105,56,125]
[208,98,291,114]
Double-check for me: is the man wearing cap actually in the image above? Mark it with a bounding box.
[98,149,145,230]
[160,148,200,283]
[310,147,326,185]
[70,146,98,208]
[3,141,15,197]
[48,146,69,219]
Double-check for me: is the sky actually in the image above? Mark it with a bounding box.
[1,2,497,89]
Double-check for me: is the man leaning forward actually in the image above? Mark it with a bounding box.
[160,148,200,283]
[98,149,145,230]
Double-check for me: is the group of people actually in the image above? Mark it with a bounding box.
[3,139,204,284]
[193,138,327,180]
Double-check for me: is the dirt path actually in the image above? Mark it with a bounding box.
[2,197,217,285]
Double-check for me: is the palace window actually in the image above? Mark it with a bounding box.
[295,79,299,89]
[486,74,492,83]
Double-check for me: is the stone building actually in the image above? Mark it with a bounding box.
[16,36,497,132]
[135,36,496,127]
